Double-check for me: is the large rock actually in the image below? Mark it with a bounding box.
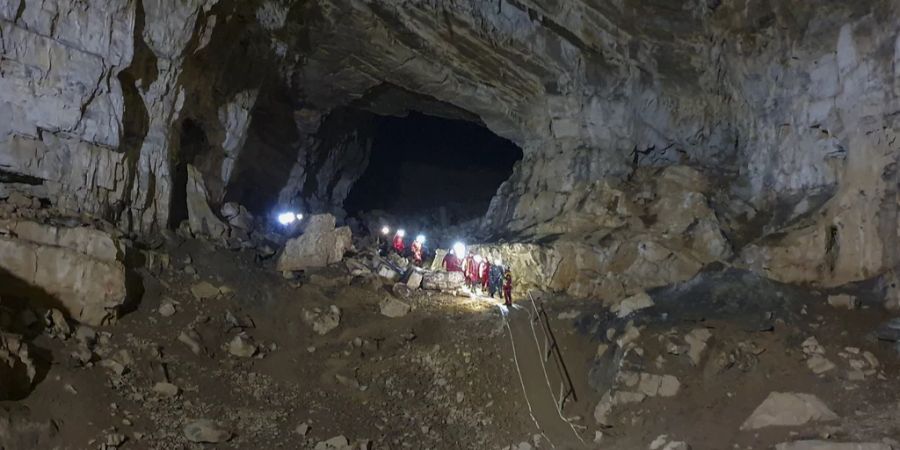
[277,214,352,272]
[430,249,448,271]
[379,297,411,318]
[220,202,254,231]
[183,419,232,443]
[421,271,465,291]
[185,165,228,239]
[0,220,127,325]
[741,392,838,430]
[0,333,37,400]
[611,291,654,318]
[302,305,342,335]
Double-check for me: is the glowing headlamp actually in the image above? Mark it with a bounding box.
[453,242,466,257]
[396,229,406,237]
[381,226,390,235]
[277,212,297,225]
[416,234,425,243]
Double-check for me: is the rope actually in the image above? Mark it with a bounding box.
[503,307,555,449]
[527,293,587,445]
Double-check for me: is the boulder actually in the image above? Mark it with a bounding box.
[185,165,229,238]
[377,264,399,281]
[303,306,342,335]
[740,392,838,430]
[806,354,836,374]
[0,333,37,400]
[315,435,351,450]
[430,249,448,271]
[392,283,412,299]
[227,334,257,358]
[220,202,254,231]
[345,259,371,276]
[407,271,424,289]
[684,328,712,366]
[277,214,352,271]
[190,281,221,300]
[827,294,859,310]
[0,220,127,325]
[422,271,465,291]
[183,419,232,443]
[611,291,654,318]
[380,297,411,318]
[153,382,180,398]
[775,441,892,450]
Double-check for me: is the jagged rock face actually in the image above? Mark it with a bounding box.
[1,0,898,288]
[472,166,730,301]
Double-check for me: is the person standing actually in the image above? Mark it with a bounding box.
[479,257,491,292]
[465,254,481,293]
[488,260,504,298]
[411,235,425,266]
[392,229,406,254]
[442,249,462,272]
[503,268,513,307]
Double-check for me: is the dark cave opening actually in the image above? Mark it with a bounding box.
[344,112,522,223]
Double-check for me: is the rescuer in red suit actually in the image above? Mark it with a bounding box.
[442,250,462,272]
[392,229,406,254]
[410,235,425,266]
[503,268,513,307]
[479,258,491,291]
[464,254,479,291]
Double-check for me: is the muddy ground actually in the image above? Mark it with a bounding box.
[3,239,900,449]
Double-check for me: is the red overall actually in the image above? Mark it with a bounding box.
[442,253,461,272]
[392,235,405,254]
[479,261,491,290]
[463,255,477,285]
[410,241,423,266]
[503,271,513,306]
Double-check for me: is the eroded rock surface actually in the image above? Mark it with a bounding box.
[0,220,127,325]
[277,214,352,272]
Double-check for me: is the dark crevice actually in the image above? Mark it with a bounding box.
[825,224,839,273]
[14,0,25,23]
[113,0,155,228]
[0,168,44,185]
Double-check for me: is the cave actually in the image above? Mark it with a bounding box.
[2,1,900,448]
[344,112,522,225]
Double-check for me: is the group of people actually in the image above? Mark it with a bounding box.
[442,248,513,307]
[375,226,515,307]
[381,228,426,266]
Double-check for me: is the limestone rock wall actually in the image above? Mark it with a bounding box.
[1,0,898,292]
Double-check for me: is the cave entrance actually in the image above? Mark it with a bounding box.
[344,112,522,225]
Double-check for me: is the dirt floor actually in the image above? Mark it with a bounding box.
[3,240,900,449]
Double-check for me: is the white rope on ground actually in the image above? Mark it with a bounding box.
[527,293,587,445]
[503,307,555,449]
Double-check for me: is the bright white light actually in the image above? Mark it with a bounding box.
[453,242,466,257]
[381,226,390,235]
[396,229,406,237]
[296,213,304,221]
[416,234,425,243]
[277,212,296,225]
